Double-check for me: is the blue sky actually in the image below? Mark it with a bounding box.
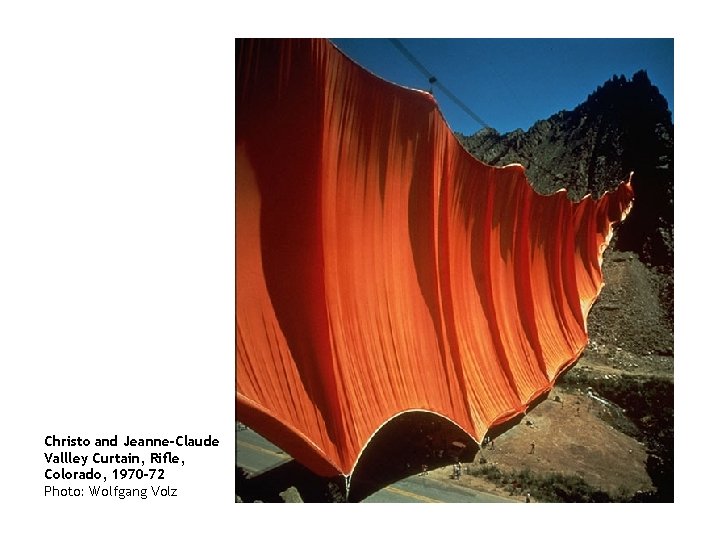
[331,39,673,136]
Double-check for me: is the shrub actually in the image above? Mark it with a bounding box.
[472,464,620,502]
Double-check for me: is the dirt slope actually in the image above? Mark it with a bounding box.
[428,250,673,501]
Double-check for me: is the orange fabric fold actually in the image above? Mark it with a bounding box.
[236,38,634,477]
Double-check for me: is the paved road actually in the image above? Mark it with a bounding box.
[236,425,515,503]
[361,475,515,503]
[236,425,291,475]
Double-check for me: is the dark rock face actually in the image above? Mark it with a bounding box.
[457,70,674,502]
[457,70,674,272]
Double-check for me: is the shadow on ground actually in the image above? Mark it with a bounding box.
[236,460,344,503]
[237,411,479,502]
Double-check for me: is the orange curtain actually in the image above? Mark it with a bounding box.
[236,38,633,477]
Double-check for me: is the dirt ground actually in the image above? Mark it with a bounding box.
[426,386,652,500]
[428,250,673,501]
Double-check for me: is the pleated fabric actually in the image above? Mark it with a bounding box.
[236,39,634,477]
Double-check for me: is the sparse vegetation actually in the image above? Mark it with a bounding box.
[468,465,629,503]
[557,369,674,501]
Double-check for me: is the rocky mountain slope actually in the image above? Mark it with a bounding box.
[457,70,674,501]
[457,70,674,273]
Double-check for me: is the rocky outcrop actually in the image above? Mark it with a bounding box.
[279,486,304,503]
[458,70,673,272]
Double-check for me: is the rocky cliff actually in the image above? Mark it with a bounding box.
[457,70,673,272]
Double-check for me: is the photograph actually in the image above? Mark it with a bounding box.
[235,38,673,503]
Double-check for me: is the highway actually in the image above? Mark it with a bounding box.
[361,475,514,503]
[235,425,291,475]
[236,424,515,503]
